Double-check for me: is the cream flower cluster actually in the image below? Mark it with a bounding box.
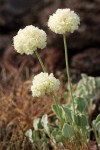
[13,25,47,55]
[31,72,60,97]
[48,9,80,34]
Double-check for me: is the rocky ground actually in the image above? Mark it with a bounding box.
[0,0,100,149]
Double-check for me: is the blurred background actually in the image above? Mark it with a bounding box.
[0,0,100,78]
[0,0,100,148]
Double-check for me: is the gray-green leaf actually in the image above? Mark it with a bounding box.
[52,105,63,120]
[96,121,100,133]
[75,114,88,128]
[41,114,49,134]
[51,129,62,143]
[33,118,40,130]
[95,114,100,124]
[62,123,74,139]
[75,97,87,112]
[62,106,72,123]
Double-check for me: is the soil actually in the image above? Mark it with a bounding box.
[0,0,100,149]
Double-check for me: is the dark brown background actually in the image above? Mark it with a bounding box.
[0,0,100,78]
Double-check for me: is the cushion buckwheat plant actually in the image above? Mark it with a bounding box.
[13,25,47,55]
[48,8,80,34]
[31,72,60,97]
[12,8,100,150]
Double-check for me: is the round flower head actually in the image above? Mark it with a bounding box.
[13,25,47,55]
[48,9,80,34]
[31,72,60,97]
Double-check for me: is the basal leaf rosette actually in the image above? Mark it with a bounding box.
[31,72,60,97]
[48,9,80,34]
[13,25,47,55]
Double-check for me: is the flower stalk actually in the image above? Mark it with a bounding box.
[35,50,46,72]
[63,34,75,114]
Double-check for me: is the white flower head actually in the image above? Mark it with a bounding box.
[13,25,47,55]
[48,8,80,34]
[31,72,60,97]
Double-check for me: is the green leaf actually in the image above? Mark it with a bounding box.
[62,123,74,139]
[62,106,72,123]
[75,97,87,112]
[96,121,100,133]
[51,129,62,143]
[33,130,39,142]
[41,132,47,143]
[95,114,100,124]
[75,114,88,128]
[25,129,33,143]
[41,114,49,134]
[33,118,40,130]
[74,115,81,126]
[52,105,63,120]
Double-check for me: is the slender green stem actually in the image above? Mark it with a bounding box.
[35,50,46,72]
[63,34,75,114]
[63,35,80,147]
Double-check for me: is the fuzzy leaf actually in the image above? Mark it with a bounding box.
[52,105,63,120]
[41,114,49,134]
[62,123,74,139]
[33,130,39,141]
[75,114,88,128]
[33,118,40,130]
[96,121,100,133]
[25,129,33,143]
[95,114,100,124]
[62,106,72,123]
[51,129,62,143]
[75,97,87,112]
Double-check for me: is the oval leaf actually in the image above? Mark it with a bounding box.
[62,123,74,139]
